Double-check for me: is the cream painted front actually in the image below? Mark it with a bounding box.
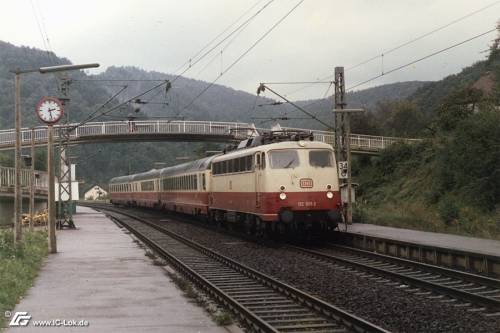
[210,141,339,194]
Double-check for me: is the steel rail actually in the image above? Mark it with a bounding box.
[289,245,500,311]
[329,243,500,289]
[96,205,389,333]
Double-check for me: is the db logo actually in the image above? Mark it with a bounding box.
[9,311,32,326]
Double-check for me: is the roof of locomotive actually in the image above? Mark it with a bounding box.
[212,140,333,162]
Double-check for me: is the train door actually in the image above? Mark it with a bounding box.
[255,153,262,208]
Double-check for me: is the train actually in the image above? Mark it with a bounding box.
[109,131,343,236]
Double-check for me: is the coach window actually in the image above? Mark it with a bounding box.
[234,158,240,172]
[261,153,266,169]
[202,174,206,190]
[269,150,299,169]
[256,154,261,168]
[246,155,253,171]
[309,150,333,168]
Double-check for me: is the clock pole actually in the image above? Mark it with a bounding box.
[14,70,22,244]
[47,124,57,253]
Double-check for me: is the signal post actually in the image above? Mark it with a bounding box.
[333,66,364,225]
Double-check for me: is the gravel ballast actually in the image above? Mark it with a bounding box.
[123,209,500,333]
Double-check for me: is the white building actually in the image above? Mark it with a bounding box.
[84,185,107,200]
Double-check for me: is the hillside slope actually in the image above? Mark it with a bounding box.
[0,40,428,190]
[354,44,500,239]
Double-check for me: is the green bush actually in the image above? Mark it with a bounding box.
[438,196,460,225]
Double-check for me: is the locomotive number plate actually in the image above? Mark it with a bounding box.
[298,201,317,207]
[300,178,313,188]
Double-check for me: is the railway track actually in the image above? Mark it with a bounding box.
[97,207,388,333]
[290,244,500,315]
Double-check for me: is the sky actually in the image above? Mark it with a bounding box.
[0,0,498,101]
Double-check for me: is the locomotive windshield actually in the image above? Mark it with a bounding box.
[269,150,300,169]
[309,150,334,168]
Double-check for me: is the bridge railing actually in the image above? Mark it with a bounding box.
[0,120,254,147]
[0,120,421,153]
[282,127,421,151]
[0,166,48,190]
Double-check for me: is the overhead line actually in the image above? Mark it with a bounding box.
[262,81,333,85]
[347,0,500,72]
[69,80,169,130]
[259,27,497,128]
[77,85,128,126]
[346,27,497,91]
[73,79,169,82]
[171,0,275,84]
[279,0,500,96]
[136,0,275,112]
[170,0,267,75]
[181,0,305,112]
[260,84,332,129]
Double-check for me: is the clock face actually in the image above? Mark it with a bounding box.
[36,97,64,124]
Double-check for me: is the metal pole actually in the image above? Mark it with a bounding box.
[334,67,346,163]
[47,125,57,253]
[14,71,22,243]
[346,115,353,225]
[29,128,35,232]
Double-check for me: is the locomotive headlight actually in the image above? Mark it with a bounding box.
[326,184,332,190]
[326,191,334,199]
[279,192,287,200]
[280,185,285,191]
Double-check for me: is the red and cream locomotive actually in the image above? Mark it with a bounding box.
[109,131,342,235]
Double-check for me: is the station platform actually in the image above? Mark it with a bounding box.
[340,223,500,257]
[6,206,236,333]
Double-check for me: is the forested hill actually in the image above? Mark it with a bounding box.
[354,37,500,239]
[0,40,427,131]
[94,66,428,127]
[0,39,428,189]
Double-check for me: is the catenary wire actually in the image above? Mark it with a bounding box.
[181,0,305,113]
[346,27,497,91]
[170,0,267,75]
[279,0,500,97]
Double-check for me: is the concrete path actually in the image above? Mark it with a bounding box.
[341,223,500,257]
[6,206,234,333]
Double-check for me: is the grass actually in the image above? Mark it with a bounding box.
[354,147,500,241]
[0,229,48,330]
[354,202,500,240]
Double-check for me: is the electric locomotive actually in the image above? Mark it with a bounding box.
[109,130,342,236]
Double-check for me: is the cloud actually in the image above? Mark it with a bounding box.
[0,0,497,100]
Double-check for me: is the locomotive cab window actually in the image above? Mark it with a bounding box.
[309,150,334,168]
[269,150,299,169]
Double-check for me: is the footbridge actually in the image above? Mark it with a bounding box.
[0,120,420,154]
[0,165,48,199]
